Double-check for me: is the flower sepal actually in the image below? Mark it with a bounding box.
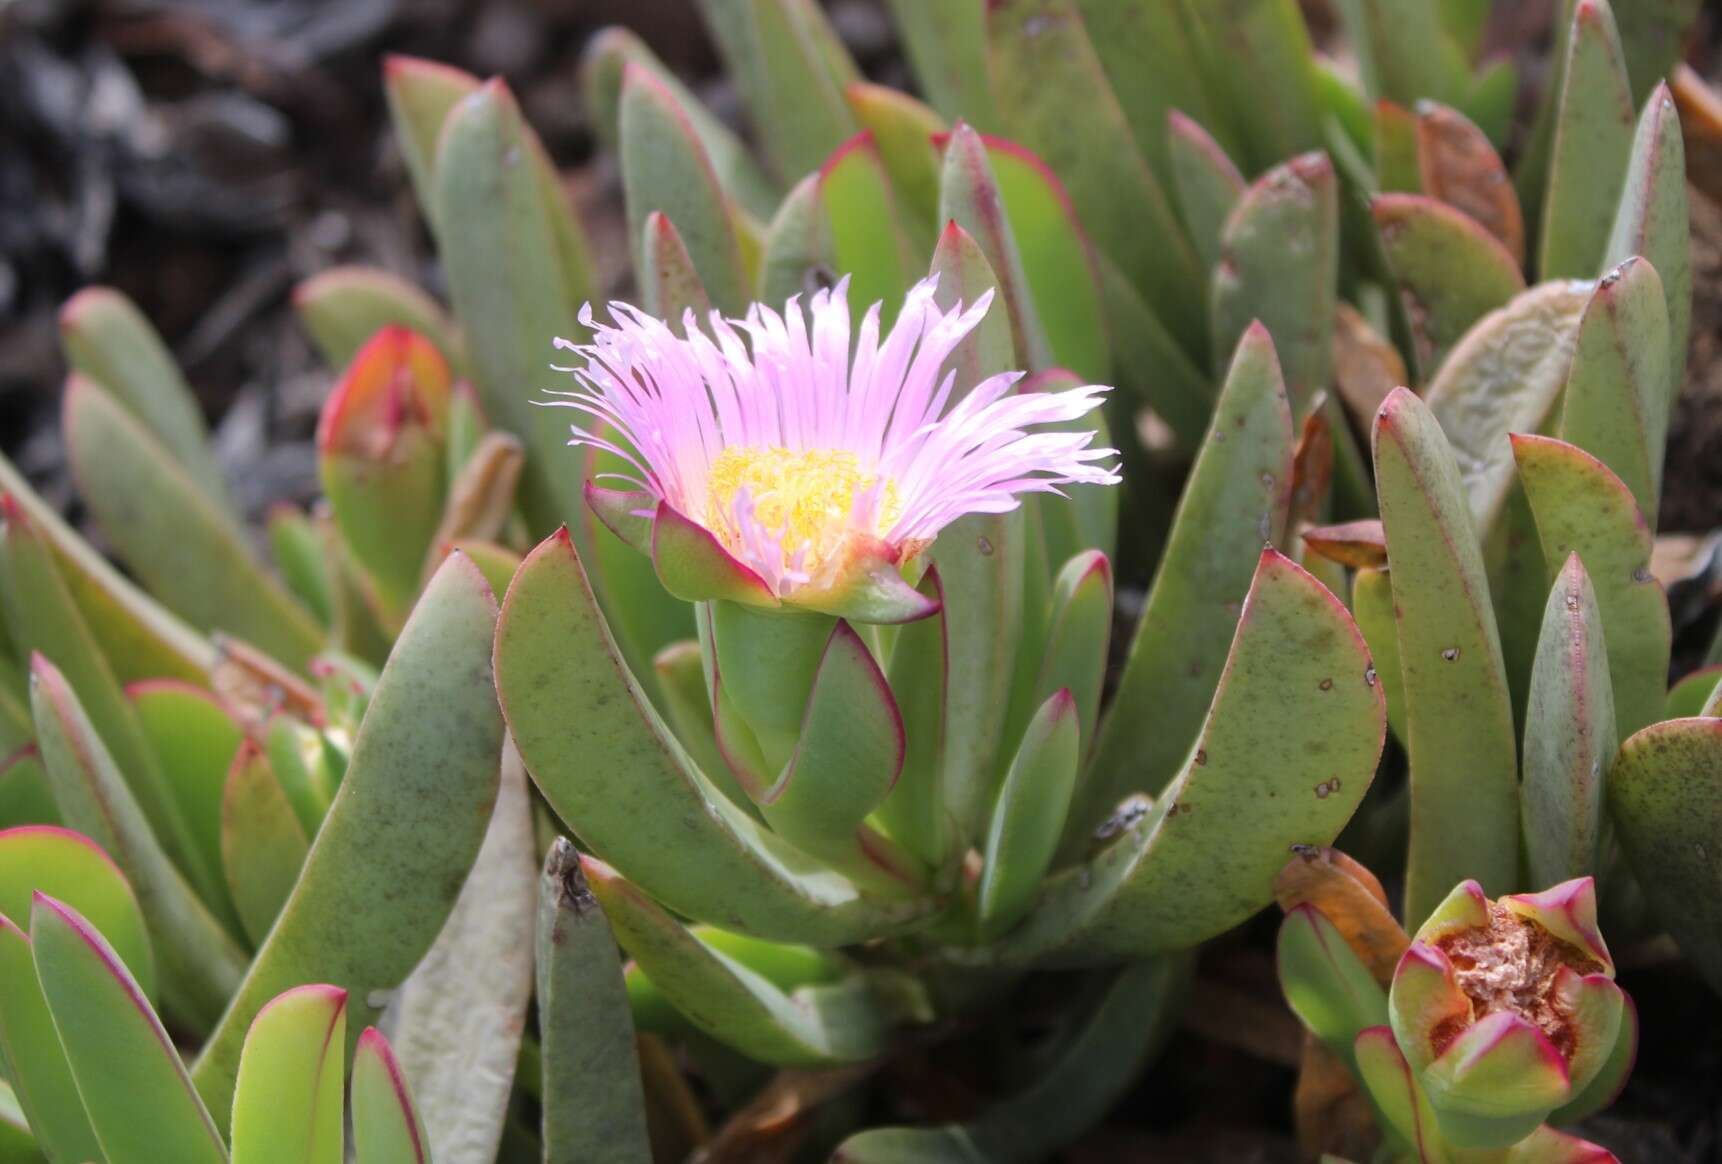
[650,501,779,608]
[582,481,655,555]
[788,535,941,625]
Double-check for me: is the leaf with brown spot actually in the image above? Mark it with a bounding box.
[1415,102,1524,265]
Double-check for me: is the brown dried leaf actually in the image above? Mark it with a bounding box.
[1673,64,1722,207]
[1331,302,1408,434]
[1301,520,1388,571]
[1295,1034,1382,1163]
[1291,393,1335,532]
[422,431,524,582]
[1274,846,1407,984]
[210,633,322,733]
[695,1064,876,1164]
[1415,102,1526,265]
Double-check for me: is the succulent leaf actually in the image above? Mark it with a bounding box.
[0,750,56,830]
[883,0,997,132]
[190,554,504,1122]
[386,743,534,1164]
[987,0,1205,356]
[1167,110,1246,278]
[31,894,227,1164]
[1373,192,1526,380]
[620,63,751,316]
[350,1028,431,1164]
[997,549,1383,963]
[537,840,653,1164]
[1539,0,1637,280]
[583,856,889,1065]
[219,742,308,947]
[1278,904,1390,1058]
[57,288,230,511]
[1520,555,1615,886]
[1424,280,1594,536]
[230,984,346,1164]
[1608,718,1722,993]
[495,529,936,944]
[0,914,103,1162]
[292,267,461,374]
[978,690,1080,936]
[63,375,324,669]
[30,656,246,1027]
[1086,325,1292,817]
[1372,388,1518,924]
[0,506,218,905]
[1512,434,1669,739]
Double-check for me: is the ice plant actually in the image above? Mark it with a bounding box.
[551,275,1117,621]
[1390,878,1631,1150]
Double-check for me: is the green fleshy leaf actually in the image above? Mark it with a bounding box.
[1075,0,1231,185]
[1559,257,1669,525]
[638,213,715,325]
[995,549,1384,963]
[263,716,337,838]
[1373,193,1526,381]
[1085,325,1292,820]
[584,857,889,1065]
[978,691,1080,936]
[832,957,1189,1163]
[697,0,859,180]
[0,916,101,1163]
[650,641,745,813]
[219,742,307,947]
[1614,0,1702,105]
[266,507,334,629]
[1375,100,1422,194]
[31,894,226,1164]
[130,681,245,930]
[845,83,945,250]
[432,81,591,538]
[760,624,906,874]
[1350,567,1406,747]
[1602,83,1690,435]
[1277,904,1388,1058]
[974,135,1111,382]
[1183,0,1326,174]
[1211,153,1337,419]
[818,132,915,327]
[0,505,216,902]
[0,751,57,830]
[1521,554,1615,886]
[190,554,504,1125]
[230,984,346,1164]
[386,743,533,1164]
[1513,435,1669,740]
[1333,0,1467,108]
[986,0,1205,358]
[581,27,779,220]
[937,125,1055,372]
[63,375,323,669]
[1667,666,1722,718]
[620,64,750,317]
[537,839,653,1164]
[1373,388,1518,925]
[30,657,246,1027]
[292,267,461,374]
[1538,0,1637,280]
[883,0,998,132]
[350,1029,431,1164]
[495,530,936,944]
[1353,1026,1449,1162]
[1423,279,1594,536]
[0,827,156,1162]
[1030,551,1112,753]
[1610,719,1722,993]
[876,570,954,871]
[1167,110,1246,279]
[58,287,230,513]
[1095,255,1214,454]
[383,55,480,239]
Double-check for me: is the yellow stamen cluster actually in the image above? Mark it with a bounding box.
[706,446,902,570]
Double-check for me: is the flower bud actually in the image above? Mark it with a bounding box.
[1388,878,1629,1149]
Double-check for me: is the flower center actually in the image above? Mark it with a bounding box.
[706,446,901,571]
[1432,903,1602,1060]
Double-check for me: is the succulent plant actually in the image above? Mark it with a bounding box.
[1278,859,1633,1161]
[0,0,1715,1158]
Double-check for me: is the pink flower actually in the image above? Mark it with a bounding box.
[545,276,1118,621]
